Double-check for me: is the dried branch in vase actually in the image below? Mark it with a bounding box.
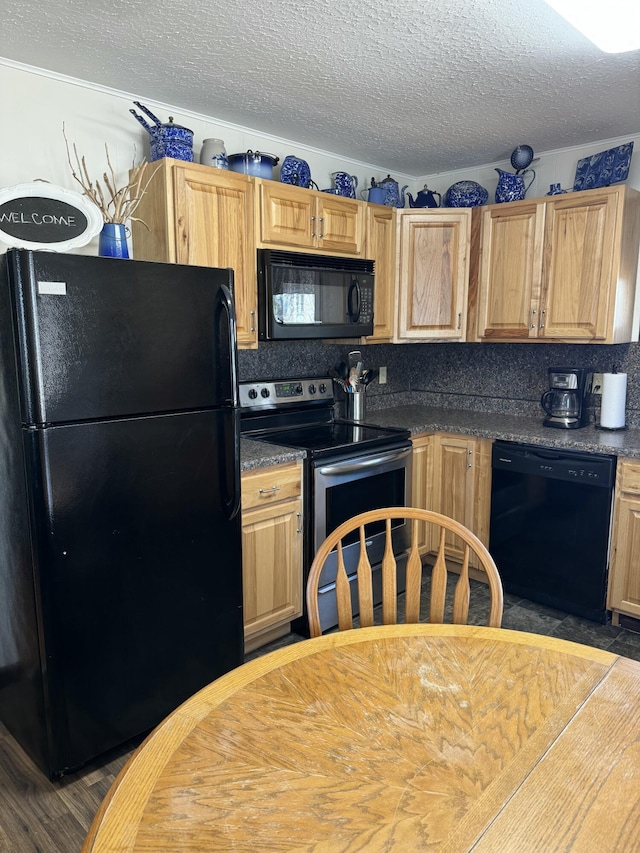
[63,126,160,228]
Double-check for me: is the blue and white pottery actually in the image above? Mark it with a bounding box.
[510,145,534,172]
[494,168,535,203]
[573,142,633,191]
[130,102,194,162]
[546,183,568,196]
[280,155,312,188]
[443,180,488,208]
[377,175,408,208]
[331,172,358,198]
[200,138,228,169]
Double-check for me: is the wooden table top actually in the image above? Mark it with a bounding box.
[83,625,640,853]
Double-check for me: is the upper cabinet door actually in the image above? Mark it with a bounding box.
[316,195,363,254]
[477,201,545,340]
[364,205,395,343]
[172,166,257,349]
[396,210,471,341]
[541,190,619,340]
[258,181,317,249]
[257,181,365,255]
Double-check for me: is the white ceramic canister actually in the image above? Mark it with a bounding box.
[200,138,228,169]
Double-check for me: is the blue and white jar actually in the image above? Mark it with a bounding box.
[200,138,228,169]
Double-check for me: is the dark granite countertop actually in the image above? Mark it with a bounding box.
[240,405,640,470]
[240,437,305,472]
[364,405,640,459]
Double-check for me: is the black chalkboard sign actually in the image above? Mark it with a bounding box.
[0,183,103,251]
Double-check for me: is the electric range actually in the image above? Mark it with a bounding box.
[240,377,412,633]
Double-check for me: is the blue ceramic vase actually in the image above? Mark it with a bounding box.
[99,223,129,258]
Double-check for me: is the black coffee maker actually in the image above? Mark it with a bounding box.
[541,368,592,429]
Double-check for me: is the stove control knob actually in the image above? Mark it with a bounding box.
[260,387,271,398]
[319,383,326,393]
[295,383,303,394]
[308,384,316,394]
[248,388,258,400]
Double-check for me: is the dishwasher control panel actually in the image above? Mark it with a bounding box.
[491,441,616,488]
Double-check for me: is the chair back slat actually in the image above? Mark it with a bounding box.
[356,526,375,628]
[404,519,423,623]
[335,542,353,631]
[452,547,471,624]
[429,528,448,624]
[306,507,504,637]
[381,519,398,625]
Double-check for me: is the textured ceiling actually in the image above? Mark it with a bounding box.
[3,0,640,175]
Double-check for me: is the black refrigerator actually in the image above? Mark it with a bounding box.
[0,249,244,779]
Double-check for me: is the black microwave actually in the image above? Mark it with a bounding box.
[257,249,374,340]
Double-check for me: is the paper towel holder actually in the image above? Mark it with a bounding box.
[596,368,628,431]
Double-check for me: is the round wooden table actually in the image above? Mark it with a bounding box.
[83,624,640,852]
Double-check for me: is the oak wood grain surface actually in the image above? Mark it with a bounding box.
[82,625,639,852]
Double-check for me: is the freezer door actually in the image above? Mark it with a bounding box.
[26,409,243,774]
[9,250,238,424]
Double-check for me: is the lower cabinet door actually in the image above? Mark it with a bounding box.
[241,487,303,648]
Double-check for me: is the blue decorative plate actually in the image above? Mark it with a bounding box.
[573,142,633,192]
[280,155,312,188]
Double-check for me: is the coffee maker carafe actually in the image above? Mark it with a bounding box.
[541,368,591,429]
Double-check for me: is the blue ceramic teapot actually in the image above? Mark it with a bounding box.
[494,168,535,204]
[407,185,441,208]
[378,175,408,208]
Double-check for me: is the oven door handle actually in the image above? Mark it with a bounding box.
[317,446,411,476]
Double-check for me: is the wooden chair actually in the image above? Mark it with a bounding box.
[306,506,503,637]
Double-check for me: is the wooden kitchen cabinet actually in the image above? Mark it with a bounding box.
[256,180,365,255]
[412,432,492,569]
[411,433,436,552]
[241,461,304,651]
[476,185,640,343]
[607,458,640,623]
[364,204,396,342]
[395,209,472,341]
[130,159,258,348]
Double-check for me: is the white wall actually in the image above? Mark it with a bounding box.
[2,58,639,256]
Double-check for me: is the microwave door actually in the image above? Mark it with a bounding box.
[318,271,350,325]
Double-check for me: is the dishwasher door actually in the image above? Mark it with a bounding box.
[489,441,616,623]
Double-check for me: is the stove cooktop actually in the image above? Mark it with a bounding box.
[240,376,410,458]
[248,420,410,456]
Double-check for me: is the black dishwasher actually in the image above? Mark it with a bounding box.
[489,441,616,623]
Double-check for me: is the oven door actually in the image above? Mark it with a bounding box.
[311,444,412,632]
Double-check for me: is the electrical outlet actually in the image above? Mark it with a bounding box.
[592,373,603,394]
[379,366,387,384]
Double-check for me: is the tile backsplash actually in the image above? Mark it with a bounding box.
[239,340,640,426]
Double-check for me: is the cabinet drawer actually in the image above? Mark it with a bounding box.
[618,461,640,496]
[241,464,302,511]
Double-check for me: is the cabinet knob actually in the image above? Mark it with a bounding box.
[311,215,317,238]
[250,309,256,333]
[296,511,302,534]
[539,308,546,330]
[530,309,536,329]
[319,217,325,238]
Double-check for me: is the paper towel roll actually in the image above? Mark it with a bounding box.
[600,373,627,429]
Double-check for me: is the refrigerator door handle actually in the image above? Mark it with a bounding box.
[227,409,242,520]
[217,282,239,408]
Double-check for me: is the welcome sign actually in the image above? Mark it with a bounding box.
[0,183,103,251]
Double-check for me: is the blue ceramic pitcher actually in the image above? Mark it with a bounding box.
[494,168,535,204]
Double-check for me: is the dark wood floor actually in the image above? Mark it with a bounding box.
[2,585,640,852]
